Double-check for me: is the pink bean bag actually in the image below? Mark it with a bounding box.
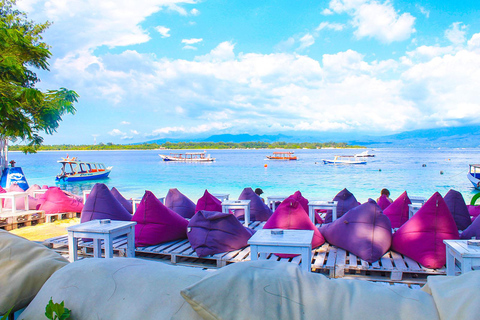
[263,194,325,257]
[320,199,392,263]
[235,188,272,222]
[195,190,222,213]
[132,191,188,247]
[37,187,84,215]
[4,183,38,210]
[325,189,359,223]
[383,191,411,228]
[377,195,392,210]
[111,187,133,214]
[165,188,196,219]
[391,192,460,269]
[284,191,322,224]
[80,183,131,222]
[444,189,472,231]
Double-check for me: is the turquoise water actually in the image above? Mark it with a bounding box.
[8,148,480,203]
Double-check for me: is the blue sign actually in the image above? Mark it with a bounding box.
[0,167,30,190]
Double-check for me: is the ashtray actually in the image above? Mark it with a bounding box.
[99,219,111,224]
[271,229,284,235]
[467,240,480,246]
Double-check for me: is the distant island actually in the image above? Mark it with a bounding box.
[9,141,363,151]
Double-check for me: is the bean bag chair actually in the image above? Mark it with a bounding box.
[234,187,272,222]
[111,187,133,214]
[392,192,460,269]
[468,205,480,221]
[377,195,392,210]
[62,190,83,203]
[165,188,196,219]
[319,199,392,263]
[0,186,5,206]
[4,183,38,210]
[444,189,472,231]
[263,194,325,257]
[188,210,255,257]
[132,191,188,247]
[196,190,222,213]
[286,190,323,224]
[26,184,41,195]
[35,187,83,215]
[383,191,411,228]
[460,213,480,239]
[41,185,49,190]
[80,183,131,222]
[325,188,360,223]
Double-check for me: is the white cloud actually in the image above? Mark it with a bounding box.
[416,4,430,18]
[109,129,125,136]
[190,8,200,15]
[321,8,333,15]
[445,22,467,46]
[182,45,198,50]
[155,26,171,38]
[121,121,131,125]
[182,38,203,45]
[148,122,230,137]
[468,33,480,50]
[297,34,315,51]
[130,130,140,135]
[316,22,345,31]
[196,41,235,62]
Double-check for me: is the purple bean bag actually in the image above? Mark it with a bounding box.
[132,191,188,247]
[444,189,472,231]
[235,188,272,222]
[111,187,133,214]
[325,188,360,223]
[377,195,392,210]
[37,187,83,215]
[263,194,325,257]
[383,191,411,228]
[319,199,392,263]
[188,210,255,257]
[80,183,131,223]
[195,190,222,213]
[391,192,460,269]
[468,205,480,220]
[460,212,480,239]
[165,188,196,219]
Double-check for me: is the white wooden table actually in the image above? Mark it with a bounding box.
[248,229,314,272]
[222,200,251,227]
[67,220,137,262]
[83,190,91,204]
[308,200,338,223]
[266,196,288,211]
[132,196,165,213]
[410,196,427,206]
[408,204,423,218]
[444,240,480,276]
[212,193,230,202]
[0,192,29,215]
[32,189,48,198]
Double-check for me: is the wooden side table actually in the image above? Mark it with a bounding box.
[444,240,480,276]
[212,193,230,202]
[222,200,251,227]
[266,196,288,211]
[0,192,29,215]
[308,200,338,223]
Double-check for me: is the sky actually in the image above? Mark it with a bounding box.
[15,0,480,144]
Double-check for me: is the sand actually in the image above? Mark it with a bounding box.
[9,218,80,241]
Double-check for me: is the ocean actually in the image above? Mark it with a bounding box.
[8,148,480,204]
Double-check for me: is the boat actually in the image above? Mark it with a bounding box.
[468,164,480,189]
[266,152,298,160]
[354,150,375,157]
[322,155,367,165]
[55,156,112,181]
[159,151,215,162]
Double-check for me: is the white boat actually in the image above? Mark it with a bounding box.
[322,155,367,165]
[159,151,215,162]
[55,156,112,181]
[468,164,480,189]
[354,150,375,157]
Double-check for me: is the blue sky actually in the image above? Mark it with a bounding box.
[16,0,480,144]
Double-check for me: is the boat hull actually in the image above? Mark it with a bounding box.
[468,173,480,189]
[56,170,111,182]
[266,156,297,160]
[323,159,367,165]
[160,155,215,162]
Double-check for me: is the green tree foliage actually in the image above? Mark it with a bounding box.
[0,0,78,153]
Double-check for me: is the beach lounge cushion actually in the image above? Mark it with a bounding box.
[319,199,392,263]
[165,188,196,219]
[195,190,222,213]
[0,230,68,314]
[383,191,411,228]
[188,210,255,257]
[392,192,460,269]
[236,187,272,221]
[132,191,188,247]
[37,187,83,214]
[444,189,472,230]
[325,188,360,223]
[468,205,480,220]
[80,183,131,222]
[20,258,204,320]
[4,183,38,210]
[111,187,133,214]
[377,195,392,210]
[460,213,480,239]
[181,260,440,320]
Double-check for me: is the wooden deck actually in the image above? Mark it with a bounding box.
[0,210,44,231]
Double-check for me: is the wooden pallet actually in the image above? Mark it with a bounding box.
[45,212,80,223]
[0,210,44,231]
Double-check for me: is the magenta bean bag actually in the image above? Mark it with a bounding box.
[62,190,83,203]
[111,187,133,214]
[195,190,222,213]
[460,212,480,239]
[383,191,411,228]
[285,191,322,224]
[319,199,392,263]
[377,195,392,210]
[42,185,49,189]
[165,188,196,219]
[188,210,255,257]
[132,191,188,247]
[5,183,38,210]
[26,184,41,195]
[444,189,472,231]
[37,187,83,215]
[235,188,272,222]
[80,183,131,222]
[263,194,325,257]
[391,192,460,269]
[325,188,360,223]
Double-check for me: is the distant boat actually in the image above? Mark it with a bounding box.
[468,164,480,189]
[55,156,112,181]
[322,155,367,165]
[159,151,215,162]
[266,152,298,160]
[354,150,375,157]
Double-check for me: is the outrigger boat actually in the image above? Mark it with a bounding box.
[266,152,298,160]
[159,151,215,162]
[354,150,375,157]
[323,155,367,165]
[55,156,112,181]
[468,164,480,189]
